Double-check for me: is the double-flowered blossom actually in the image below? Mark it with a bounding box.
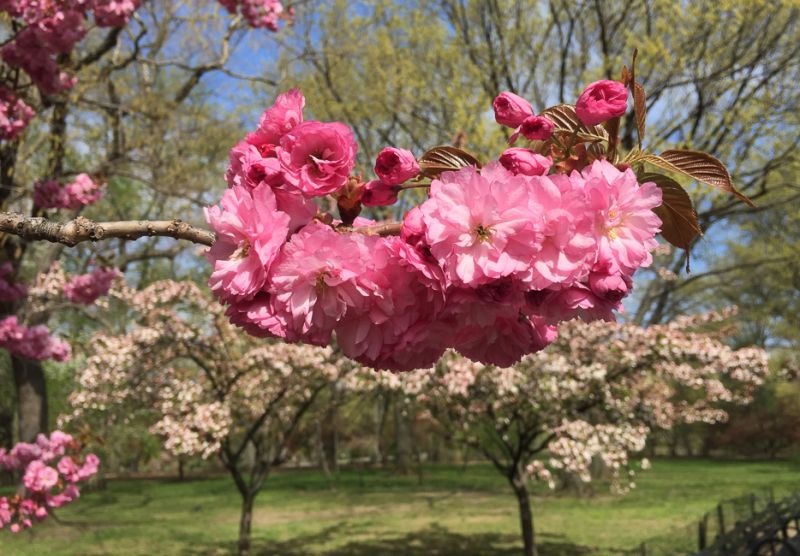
[0,431,99,533]
[205,86,666,371]
[32,173,104,210]
[217,0,291,30]
[0,262,27,302]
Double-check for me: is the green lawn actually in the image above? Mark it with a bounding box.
[1,459,799,555]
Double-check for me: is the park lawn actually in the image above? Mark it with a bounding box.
[1,458,799,555]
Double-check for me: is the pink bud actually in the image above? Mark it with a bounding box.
[575,80,628,126]
[492,92,533,128]
[361,180,399,207]
[374,147,420,185]
[515,115,555,142]
[499,148,552,176]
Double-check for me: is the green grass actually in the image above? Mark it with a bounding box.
[1,458,799,555]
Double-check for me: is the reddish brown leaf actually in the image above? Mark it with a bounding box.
[418,145,481,179]
[658,149,755,207]
[632,82,646,145]
[540,104,609,143]
[639,172,702,249]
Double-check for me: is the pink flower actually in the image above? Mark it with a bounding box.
[33,174,104,210]
[524,173,597,289]
[246,88,305,150]
[576,160,662,272]
[278,121,357,196]
[374,147,420,185]
[23,461,59,492]
[269,222,369,344]
[526,285,618,324]
[225,292,288,339]
[499,148,552,176]
[57,456,80,482]
[587,258,633,303]
[335,237,447,371]
[419,163,540,287]
[361,180,399,207]
[510,115,554,144]
[445,285,557,367]
[77,454,100,480]
[575,80,628,126]
[0,317,71,362]
[63,268,118,305]
[492,91,533,128]
[205,185,290,302]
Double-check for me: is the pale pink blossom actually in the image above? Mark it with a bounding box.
[419,164,540,287]
[205,184,290,302]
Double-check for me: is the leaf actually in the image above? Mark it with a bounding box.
[540,104,609,143]
[649,150,754,207]
[639,172,702,249]
[418,146,481,179]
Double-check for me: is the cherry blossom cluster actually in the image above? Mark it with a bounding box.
[349,313,767,491]
[0,0,142,95]
[0,87,35,141]
[0,315,71,361]
[0,431,99,533]
[32,173,105,210]
[205,86,663,371]
[218,0,292,30]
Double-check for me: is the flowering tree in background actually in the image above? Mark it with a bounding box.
[63,279,353,555]
[346,313,769,556]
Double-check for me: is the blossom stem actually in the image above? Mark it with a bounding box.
[0,212,216,247]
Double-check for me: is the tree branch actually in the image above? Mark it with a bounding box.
[0,212,215,247]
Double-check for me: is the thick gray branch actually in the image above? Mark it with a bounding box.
[0,212,215,247]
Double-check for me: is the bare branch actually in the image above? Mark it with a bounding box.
[0,212,215,247]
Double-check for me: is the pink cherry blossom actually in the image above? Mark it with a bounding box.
[420,163,540,287]
[492,91,533,128]
[205,184,290,302]
[361,179,399,207]
[0,262,27,302]
[576,80,629,126]
[576,160,662,272]
[269,222,369,344]
[499,148,552,176]
[510,115,555,144]
[278,121,357,196]
[0,87,35,140]
[374,147,420,185]
[246,88,305,150]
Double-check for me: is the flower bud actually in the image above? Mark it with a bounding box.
[499,148,552,176]
[374,147,420,185]
[361,180,399,207]
[575,80,628,126]
[492,92,533,128]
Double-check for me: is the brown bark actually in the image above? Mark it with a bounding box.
[12,356,48,443]
[511,475,538,556]
[238,490,255,556]
[0,212,215,247]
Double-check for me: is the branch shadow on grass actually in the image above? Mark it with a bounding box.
[183,524,596,556]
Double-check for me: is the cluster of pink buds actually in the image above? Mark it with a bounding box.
[217,0,292,30]
[0,431,99,533]
[205,80,664,371]
[32,173,105,210]
[0,1,142,95]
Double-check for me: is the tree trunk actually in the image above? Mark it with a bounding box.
[511,476,538,556]
[238,491,256,556]
[394,398,410,474]
[12,356,48,442]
